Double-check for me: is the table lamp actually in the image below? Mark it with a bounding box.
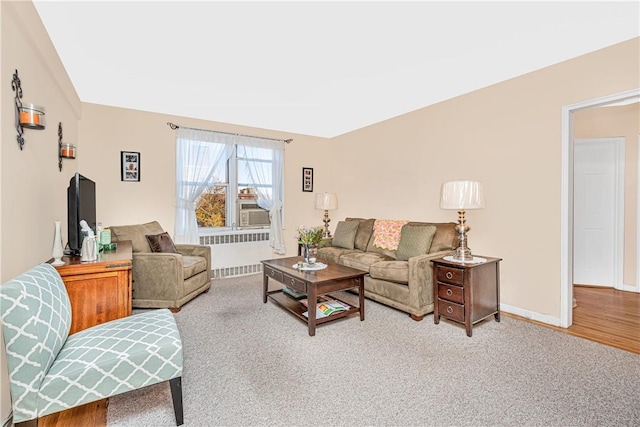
[440,180,485,261]
[315,192,338,238]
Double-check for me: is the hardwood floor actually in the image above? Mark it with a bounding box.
[568,285,639,353]
[39,399,107,427]
[506,285,640,354]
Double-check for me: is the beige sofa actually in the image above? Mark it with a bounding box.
[317,218,456,321]
[109,221,211,312]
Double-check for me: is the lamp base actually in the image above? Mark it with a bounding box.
[322,210,332,238]
[453,246,474,261]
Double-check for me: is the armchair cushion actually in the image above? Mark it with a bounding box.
[146,231,178,253]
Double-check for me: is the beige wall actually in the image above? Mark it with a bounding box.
[1,1,638,423]
[326,37,639,320]
[1,2,82,424]
[78,103,331,249]
[574,103,639,285]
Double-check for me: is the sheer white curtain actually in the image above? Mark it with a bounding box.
[240,137,286,254]
[174,128,234,244]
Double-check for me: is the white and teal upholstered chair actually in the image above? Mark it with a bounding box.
[0,263,184,426]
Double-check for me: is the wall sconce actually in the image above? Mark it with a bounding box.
[58,122,76,171]
[11,69,45,150]
[440,180,485,261]
[315,192,338,238]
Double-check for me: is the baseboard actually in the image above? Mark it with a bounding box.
[500,303,563,327]
[618,283,640,293]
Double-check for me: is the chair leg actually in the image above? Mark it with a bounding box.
[169,376,184,426]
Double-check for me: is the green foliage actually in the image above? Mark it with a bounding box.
[295,225,323,245]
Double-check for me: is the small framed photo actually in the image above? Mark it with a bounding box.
[121,151,140,182]
[302,167,313,192]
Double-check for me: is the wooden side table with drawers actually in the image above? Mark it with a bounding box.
[431,256,502,337]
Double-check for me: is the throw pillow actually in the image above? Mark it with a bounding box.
[332,220,359,250]
[146,232,178,253]
[395,224,437,261]
[352,218,375,251]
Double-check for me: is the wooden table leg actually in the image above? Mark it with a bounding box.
[308,285,317,336]
[358,277,365,321]
[262,274,268,303]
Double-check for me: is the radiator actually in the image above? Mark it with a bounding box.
[200,231,271,279]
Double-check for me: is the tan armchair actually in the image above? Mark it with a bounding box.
[109,221,211,312]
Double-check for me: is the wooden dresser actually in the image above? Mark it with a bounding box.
[51,240,133,334]
[432,256,501,337]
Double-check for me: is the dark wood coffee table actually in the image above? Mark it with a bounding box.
[262,257,366,336]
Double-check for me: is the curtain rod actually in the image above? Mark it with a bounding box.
[166,122,292,144]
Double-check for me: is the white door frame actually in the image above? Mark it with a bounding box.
[573,137,625,289]
[561,88,640,328]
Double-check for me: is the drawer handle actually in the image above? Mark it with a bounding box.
[445,272,453,280]
[446,289,453,296]
[269,269,275,276]
[446,306,454,314]
[290,278,295,286]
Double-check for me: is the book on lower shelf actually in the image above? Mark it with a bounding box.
[283,286,306,300]
[301,298,350,319]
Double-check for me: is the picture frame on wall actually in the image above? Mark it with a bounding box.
[121,151,140,182]
[302,167,313,192]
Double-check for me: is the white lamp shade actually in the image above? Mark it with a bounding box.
[315,192,338,210]
[440,181,485,210]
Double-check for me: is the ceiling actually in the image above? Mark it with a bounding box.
[32,1,639,138]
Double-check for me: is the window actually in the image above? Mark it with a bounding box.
[195,144,280,230]
[175,127,286,253]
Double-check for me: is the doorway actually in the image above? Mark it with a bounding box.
[560,88,640,328]
[573,138,625,288]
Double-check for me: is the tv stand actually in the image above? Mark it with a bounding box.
[49,240,133,334]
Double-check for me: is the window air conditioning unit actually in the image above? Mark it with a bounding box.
[238,200,270,227]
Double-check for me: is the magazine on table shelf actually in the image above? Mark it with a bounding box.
[301,297,350,318]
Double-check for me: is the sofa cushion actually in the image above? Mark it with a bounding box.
[110,221,165,253]
[340,251,392,272]
[396,224,437,261]
[370,260,409,285]
[146,232,178,253]
[317,246,356,265]
[183,256,207,281]
[346,218,375,251]
[332,220,359,249]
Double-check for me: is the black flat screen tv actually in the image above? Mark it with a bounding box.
[67,172,96,255]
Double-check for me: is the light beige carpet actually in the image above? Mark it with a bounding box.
[108,273,640,426]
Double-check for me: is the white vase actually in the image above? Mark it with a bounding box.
[51,220,65,266]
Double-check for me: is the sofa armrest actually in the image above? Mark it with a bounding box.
[132,252,185,301]
[175,244,210,259]
[407,250,455,308]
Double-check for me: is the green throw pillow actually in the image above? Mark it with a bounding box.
[332,221,359,250]
[395,224,437,261]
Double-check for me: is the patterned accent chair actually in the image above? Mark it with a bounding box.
[0,263,184,426]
